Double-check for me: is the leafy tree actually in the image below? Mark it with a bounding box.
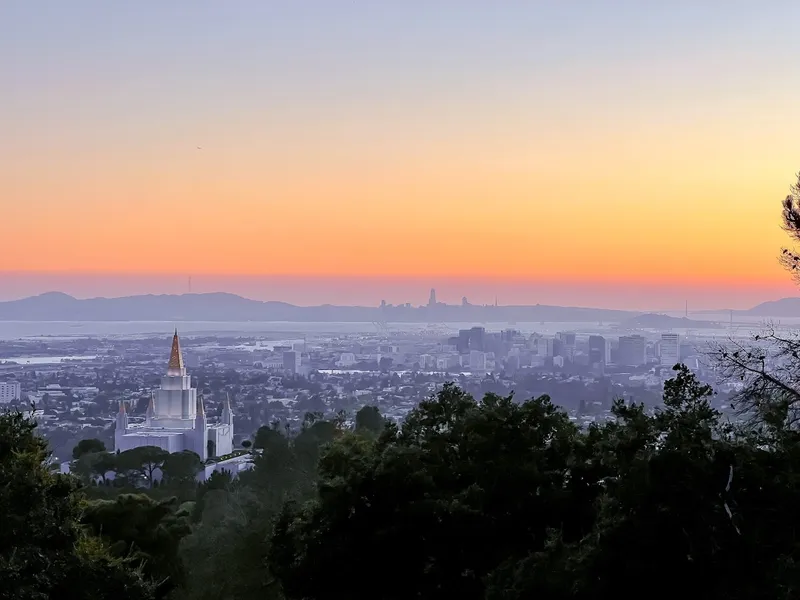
[83,493,193,598]
[253,425,286,451]
[486,365,800,600]
[270,383,590,600]
[354,404,384,435]
[72,450,116,484]
[72,437,106,460]
[176,415,349,599]
[118,446,170,488]
[0,410,155,599]
[177,483,278,600]
[712,171,800,424]
[161,450,202,489]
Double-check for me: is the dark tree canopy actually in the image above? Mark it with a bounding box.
[161,450,202,487]
[83,493,192,598]
[72,437,106,460]
[268,373,800,600]
[270,383,594,600]
[354,405,385,435]
[0,410,155,599]
[780,171,800,282]
[117,446,170,488]
[72,450,116,484]
[712,172,800,425]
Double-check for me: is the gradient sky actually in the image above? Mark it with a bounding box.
[2,1,800,309]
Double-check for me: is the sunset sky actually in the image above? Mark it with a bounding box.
[2,1,800,309]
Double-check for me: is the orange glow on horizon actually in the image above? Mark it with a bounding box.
[4,2,800,299]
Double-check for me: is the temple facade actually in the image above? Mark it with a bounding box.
[114,330,234,461]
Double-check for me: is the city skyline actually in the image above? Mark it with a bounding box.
[3,2,800,308]
[0,272,796,312]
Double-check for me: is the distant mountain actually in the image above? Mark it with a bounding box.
[0,292,646,323]
[620,313,722,330]
[741,297,800,318]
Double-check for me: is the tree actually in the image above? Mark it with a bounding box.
[0,409,155,599]
[711,171,800,425]
[354,405,385,435]
[118,446,170,488]
[486,365,800,600]
[253,425,287,451]
[83,493,193,598]
[72,437,106,460]
[270,384,589,600]
[91,451,117,483]
[779,171,800,282]
[177,483,279,600]
[161,450,202,489]
[73,450,116,484]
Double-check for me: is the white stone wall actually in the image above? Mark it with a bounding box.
[116,432,186,454]
[207,424,233,457]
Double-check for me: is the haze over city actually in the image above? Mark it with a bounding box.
[9,3,800,599]
[3,1,800,309]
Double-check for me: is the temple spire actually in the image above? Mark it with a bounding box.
[145,393,155,425]
[222,393,233,426]
[196,393,205,417]
[116,399,128,433]
[167,329,185,373]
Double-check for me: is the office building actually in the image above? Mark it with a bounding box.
[660,333,680,367]
[537,337,554,357]
[588,335,608,367]
[0,381,21,403]
[457,329,471,353]
[557,332,577,347]
[618,335,646,366]
[283,351,301,373]
[469,350,487,371]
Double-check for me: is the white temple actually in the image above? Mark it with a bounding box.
[114,330,234,461]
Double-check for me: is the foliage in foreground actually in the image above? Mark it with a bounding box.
[270,369,800,600]
[0,410,155,600]
[12,367,800,600]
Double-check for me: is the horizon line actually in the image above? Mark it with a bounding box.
[3,289,789,314]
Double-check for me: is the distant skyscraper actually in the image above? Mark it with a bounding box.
[283,351,301,374]
[537,337,554,357]
[557,332,576,347]
[588,335,607,367]
[428,288,437,306]
[0,381,21,404]
[457,329,471,353]
[660,333,680,367]
[469,350,487,371]
[618,335,646,366]
[469,327,486,352]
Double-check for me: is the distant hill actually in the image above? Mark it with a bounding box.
[741,297,800,318]
[620,313,722,330]
[0,292,646,323]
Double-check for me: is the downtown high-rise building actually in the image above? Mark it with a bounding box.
[618,335,646,366]
[660,333,680,367]
[588,335,609,367]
